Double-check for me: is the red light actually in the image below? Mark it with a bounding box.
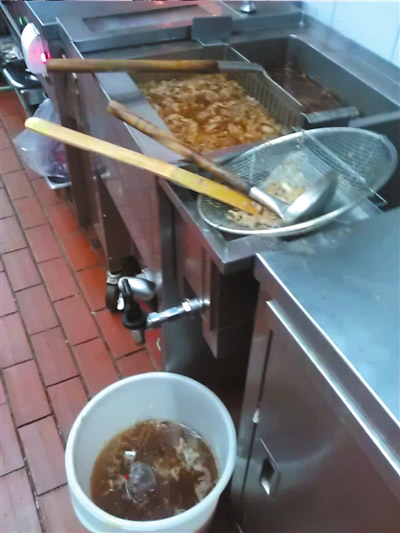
[40,51,50,64]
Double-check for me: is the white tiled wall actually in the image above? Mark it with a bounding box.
[302,1,400,67]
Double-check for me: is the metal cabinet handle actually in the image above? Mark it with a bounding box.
[259,439,280,497]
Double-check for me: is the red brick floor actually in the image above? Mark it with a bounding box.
[0,91,159,531]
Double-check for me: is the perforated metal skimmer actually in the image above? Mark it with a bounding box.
[198,128,397,237]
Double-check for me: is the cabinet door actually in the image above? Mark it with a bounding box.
[240,301,399,533]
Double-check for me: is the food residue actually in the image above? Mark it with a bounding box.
[227,155,306,228]
[91,419,218,521]
[139,74,283,152]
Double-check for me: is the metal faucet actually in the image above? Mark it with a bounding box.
[240,1,257,14]
[117,273,156,302]
[119,277,205,344]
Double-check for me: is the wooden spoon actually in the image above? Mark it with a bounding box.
[107,100,248,193]
[24,117,260,215]
[107,100,277,210]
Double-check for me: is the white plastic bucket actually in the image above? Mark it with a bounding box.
[65,372,237,533]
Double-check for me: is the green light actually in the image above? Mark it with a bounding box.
[18,17,24,26]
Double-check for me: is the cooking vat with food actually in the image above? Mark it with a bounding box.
[66,372,236,533]
[128,44,303,152]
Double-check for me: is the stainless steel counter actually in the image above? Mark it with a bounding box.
[256,208,400,423]
[232,209,399,532]
[253,208,400,492]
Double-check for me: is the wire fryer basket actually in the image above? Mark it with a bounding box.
[198,127,397,237]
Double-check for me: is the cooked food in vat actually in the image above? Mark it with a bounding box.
[139,74,283,152]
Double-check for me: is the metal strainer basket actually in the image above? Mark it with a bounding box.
[198,127,397,237]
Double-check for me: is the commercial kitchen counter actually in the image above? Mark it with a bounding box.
[255,207,400,424]
[232,207,400,532]
[49,0,399,265]
[10,1,399,374]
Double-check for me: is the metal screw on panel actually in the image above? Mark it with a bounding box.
[240,1,256,14]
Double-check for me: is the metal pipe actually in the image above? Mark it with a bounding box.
[146,298,205,330]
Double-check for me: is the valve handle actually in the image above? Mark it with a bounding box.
[121,279,148,331]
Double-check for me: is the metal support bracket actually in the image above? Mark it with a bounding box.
[191,16,233,46]
[240,1,257,14]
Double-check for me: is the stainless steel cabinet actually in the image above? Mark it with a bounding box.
[233,291,399,532]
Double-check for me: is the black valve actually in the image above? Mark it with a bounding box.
[121,279,148,331]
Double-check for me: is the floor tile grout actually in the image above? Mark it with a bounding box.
[0,213,15,221]
[35,481,68,498]
[1,160,87,448]
[0,464,26,479]
[20,165,125,402]
[46,375,81,389]
[114,346,148,360]
[0,358,45,530]
[3,122,97,488]
[67,334,100,349]
[5,280,42,293]
[1,99,157,532]
[1,357,35,371]
[1,174,105,407]
[0,309,19,318]
[15,413,53,430]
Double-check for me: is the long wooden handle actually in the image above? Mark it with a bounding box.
[25,118,260,215]
[107,100,250,194]
[46,58,221,74]
[108,101,179,144]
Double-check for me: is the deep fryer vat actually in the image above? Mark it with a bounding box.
[233,36,398,120]
[128,44,304,141]
[235,38,345,114]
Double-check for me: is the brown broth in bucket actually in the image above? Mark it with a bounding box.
[90,419,219,521]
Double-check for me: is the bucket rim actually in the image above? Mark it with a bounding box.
[65,372,237,531]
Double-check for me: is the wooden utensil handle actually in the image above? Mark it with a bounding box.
[25,118,260,215]
[107,100,250,194]
[47,58,221,74]
[108,101,177,143]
